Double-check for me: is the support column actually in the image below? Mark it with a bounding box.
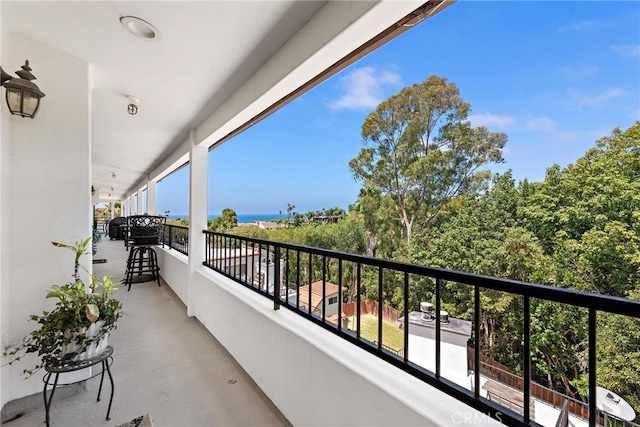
[137,189,143,215]
[110,203,115,220]
[187,129,207,317]
[147,177,157,216]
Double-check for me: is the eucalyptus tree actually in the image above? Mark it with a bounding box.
[349,75,507,247]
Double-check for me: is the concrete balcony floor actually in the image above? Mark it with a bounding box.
[2,234,290,427]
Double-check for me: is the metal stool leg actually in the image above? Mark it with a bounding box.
[125,249,133,290]
[151,248,161,286]
[137,247,144,277]
[125,247,139,291]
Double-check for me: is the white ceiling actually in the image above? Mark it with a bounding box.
[2,1,439,202]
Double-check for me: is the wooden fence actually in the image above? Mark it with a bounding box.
[342,299,402,324]
[467,347,590,419]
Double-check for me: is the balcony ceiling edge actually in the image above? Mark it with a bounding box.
[129,0,432,197]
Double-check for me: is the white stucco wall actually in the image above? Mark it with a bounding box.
[1,33,91,405]
[0,11,11,410]
[157,251,499,426]
[155,247,189,305]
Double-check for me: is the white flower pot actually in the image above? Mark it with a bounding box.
[61,320,109,361]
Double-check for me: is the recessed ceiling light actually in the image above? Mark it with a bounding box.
[120,16,159,40]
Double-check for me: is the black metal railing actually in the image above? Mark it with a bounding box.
[202,230,640,427]
[162,224,189,256]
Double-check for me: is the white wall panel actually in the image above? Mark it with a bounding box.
[1,33,91,404]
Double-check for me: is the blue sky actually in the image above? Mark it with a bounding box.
[158,1,640,216]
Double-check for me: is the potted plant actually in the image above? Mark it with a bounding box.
[3,237,123,376]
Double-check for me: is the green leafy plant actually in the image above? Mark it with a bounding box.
[2,238,123,377]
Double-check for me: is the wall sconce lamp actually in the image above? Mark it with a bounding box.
[0,60,45,118]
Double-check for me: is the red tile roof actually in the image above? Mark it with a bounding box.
[298,281,340,312]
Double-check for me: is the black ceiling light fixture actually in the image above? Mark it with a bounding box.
[0,60,46,118]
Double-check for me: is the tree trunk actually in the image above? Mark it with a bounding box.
[482,316,490,347]
[545,354,554,388]
[400,209,413,245]
[366,232,377,257]
[489,318,495,347]
[560,373,576,399]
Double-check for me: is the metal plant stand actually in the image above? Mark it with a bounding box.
[42,345,114,427]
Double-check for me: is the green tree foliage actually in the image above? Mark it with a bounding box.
[208,208,238,231]
[167,217,189,227]
[521,123,640,296]
[323,207,346,216]
[409,172,549,369]
[406,122,640,405]
[584,289,640,412]
[349,186,404,258]
[349,75,507,247]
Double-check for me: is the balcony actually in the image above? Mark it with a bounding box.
[2,2,638,426]
[158,226,638,427]
[1,236,289,427]
[1,1,453,417]
[3,223,640,427]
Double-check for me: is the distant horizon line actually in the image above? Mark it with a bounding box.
[167,213,285,216]
[165,213,287,218]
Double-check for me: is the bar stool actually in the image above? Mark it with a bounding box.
[124,215,165,291]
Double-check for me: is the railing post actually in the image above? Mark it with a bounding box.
[308,254,313,315]
[274,246,281,310]
[285,248,290,305]
[474,285,480,397]
[524,296,531,423]
[168,225,173,250]
[322,255,327,322]
[202,230,208,266]
[356,263,361,338]
[338,259,343,331]
[378,267,383,350]
[436,278,441,378]
[588,308,596,427]
[403,272,409,363]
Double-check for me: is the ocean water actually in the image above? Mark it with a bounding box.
[168,214,285,224]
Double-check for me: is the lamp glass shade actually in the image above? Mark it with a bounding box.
[22,92,41,117]
[6,89,21,111]
[5,87,41,118]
